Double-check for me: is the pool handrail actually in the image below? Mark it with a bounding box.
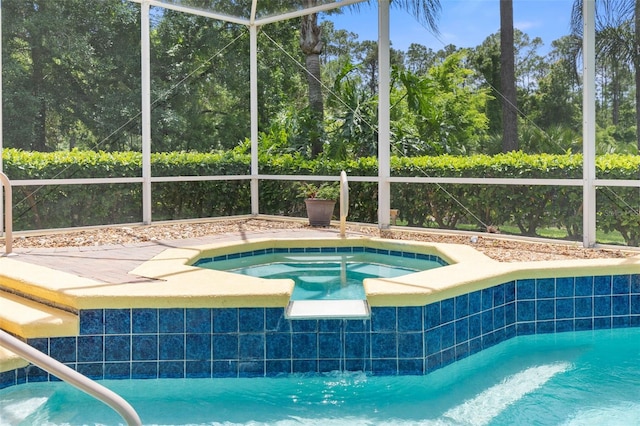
[0,329,142,426]
[0,171,12,256]
[340,170,349,238]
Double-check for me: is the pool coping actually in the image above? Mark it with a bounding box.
[2,236,640,313]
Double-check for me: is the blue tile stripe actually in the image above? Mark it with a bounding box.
[192,246,447,267]
[2,273,640,389]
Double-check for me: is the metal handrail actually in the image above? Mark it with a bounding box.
[0,171,12,255]
[0,329,142,425]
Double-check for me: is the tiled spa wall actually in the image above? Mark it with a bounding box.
[2,273,640,388]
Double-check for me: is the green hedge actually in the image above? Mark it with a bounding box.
[3,149,640,245]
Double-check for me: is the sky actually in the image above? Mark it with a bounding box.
[325,0,575,54]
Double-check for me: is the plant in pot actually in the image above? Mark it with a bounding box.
[298,182,340,227]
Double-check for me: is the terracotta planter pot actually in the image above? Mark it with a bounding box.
[304,199,336,227]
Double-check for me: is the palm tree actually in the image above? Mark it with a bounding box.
[300,0,441,158]
[500,0,518,152]
[571,0,639,150]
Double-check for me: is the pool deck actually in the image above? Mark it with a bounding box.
[2,223,640,373]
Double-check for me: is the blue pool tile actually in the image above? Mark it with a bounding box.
[494,306,505,329]
[516,322,535,336]
[556,278,575,298]
[292,319,317,333]
[28,338,48,354]
[344,319,367,333]
[266,360,291,376]
[213,360,238,378]
[481,288,493,310]
[575,318,593,331]
[159,309,185,333]
[440,323,455,349]
[632,295,640,315]
[455,294,469,318]
[213,309,237,333]
[344,333,368,359]
[398,358,423,375]
[575,276,594,296]
[556,298,574,319]
[594,276,612,295]
[186,334,211,360]
[493,285,505,307]
[239,334,264,360]
[425,328,441,355]
[337,247,351,253]
[469,291,482,314]
[372,359,397,375]
[575,297,593,318]
[265,308,289,332]
[426,353,442,373]
[292,333,317,359]
[105,335,130,361]
[440,299,455,323]
[555,319,574,333]
[398,333,422,358]
[504,282,516,303]
[239,308,265,332]
[536,321,555,334]
[187,309,212,334]
[536,299,555,321]
[105,309,130,334]
[213,334,238,359]
[505,303,516,325]
[371,307,396,332]
[318,333,342,359]
[132,335,157,361]
[441,347,456,367]
[80,309,104,335]
[76,363,103,381]
[398,306,422,332]
[304,247,320,253]
[536,279,555,299]
[0,371,16,390]
[371,333,396,358]
[516,279,535,300]
[401,251,416,259]
[319,359,342,373]
[319,319,341,332]
[632,275,640,293]
[613,316,630,328]
[132,362,158,379]
[594,317,612,329]
[425,302,441,329]
[517,301,535,322]
[352,246,365,253]
[455,342,470,361]
[612,295,630,316]
[49,337,76,363]
[481,311,493,334]
[26,366,48,383]
[132,309,158,334]
[468,314,481,339]
[292,359,317,374]
[455,318,469,343]
[104,362,130,380]
[319,247,335,253]
[613,275,630,295]
[266,333,291,359]
[159,334,184,360]
[594,296,611,317]
[159,361,185,379]
[77,336,103,362]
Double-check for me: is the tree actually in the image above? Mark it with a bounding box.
[500,0,518,152]
[299,0,441,158]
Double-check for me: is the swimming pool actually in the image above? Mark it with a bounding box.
[194,250,444,301]
[2,327,639,425]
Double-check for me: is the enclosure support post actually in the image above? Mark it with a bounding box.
[582,0,596,248]
[377,0,391,229]
[250,24,259,216]
[141,0,152,225]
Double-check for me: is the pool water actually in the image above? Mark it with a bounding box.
[3,328,640,425]
[196,252,442,301]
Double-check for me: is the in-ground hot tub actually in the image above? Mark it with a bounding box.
[129,237,482,319]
